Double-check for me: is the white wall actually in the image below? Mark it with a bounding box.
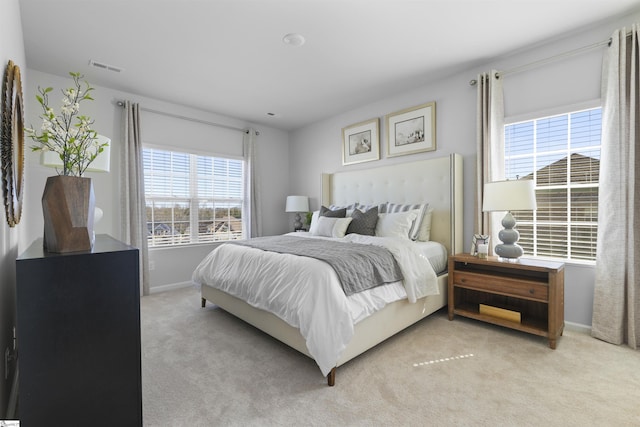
[288,11,640,327]
[0,0,25,417]
[22,69,291,293]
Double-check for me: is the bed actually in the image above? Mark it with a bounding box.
[193,153,463,386]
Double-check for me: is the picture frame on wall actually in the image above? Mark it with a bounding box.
[342,118,380,166]
[385,101,436,157]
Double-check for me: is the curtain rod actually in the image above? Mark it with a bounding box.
[116,101,259,135]
[469,36,613,86]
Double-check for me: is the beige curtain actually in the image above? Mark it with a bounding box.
[475,71,505,253]
[243,128,262,238]
[592,25,640,349]
[121,101,150,296]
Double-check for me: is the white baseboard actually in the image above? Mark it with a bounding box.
[565,321,592,334]
[148,281,193,294]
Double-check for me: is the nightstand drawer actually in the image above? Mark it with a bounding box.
[452,271,549,302]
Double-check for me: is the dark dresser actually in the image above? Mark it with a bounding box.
[16,234,142,426]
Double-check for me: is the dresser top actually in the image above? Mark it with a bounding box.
[18,234,137,260]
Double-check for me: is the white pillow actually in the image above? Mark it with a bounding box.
[417,207,435,241]
[312,216,353,238]
[384,202,430,240]
[308,210,320,234]
[375,211,418,239]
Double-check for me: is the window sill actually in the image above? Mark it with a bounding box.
[148,241,232,251]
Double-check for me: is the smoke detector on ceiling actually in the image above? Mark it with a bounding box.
[89,59,124,73]
[282,33,305,47]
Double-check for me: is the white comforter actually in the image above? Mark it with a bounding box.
[191,233,438,376]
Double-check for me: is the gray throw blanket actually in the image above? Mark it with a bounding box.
[229,235,403,296]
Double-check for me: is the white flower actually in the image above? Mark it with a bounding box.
[27,72,108,176]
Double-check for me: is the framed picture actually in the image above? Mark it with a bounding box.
[342,118,380,166]
[385,101,436,157]
[470,234,490,256]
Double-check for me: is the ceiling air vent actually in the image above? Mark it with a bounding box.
[89,59,124,73]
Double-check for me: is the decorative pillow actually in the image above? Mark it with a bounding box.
[358,203,386,213]
[320,205,347,218]
[346,206,379,236]
[312,216,353,238]
[384,203,430,240]
[308,210,321,234]
[329,203,358,216]
[375,210,418,239]
[417,206,435,241]
[309,204,357,234]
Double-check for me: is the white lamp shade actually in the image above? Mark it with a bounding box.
[285,195,309,212]
[483,179,537,212]
[41,134,111,173]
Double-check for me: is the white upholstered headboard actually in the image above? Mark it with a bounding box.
[321,153,463,255]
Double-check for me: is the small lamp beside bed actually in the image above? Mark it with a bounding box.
[482,179,536,260]
[285,195,310,231]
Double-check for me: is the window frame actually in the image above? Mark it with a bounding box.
[503,100,601,265]
[142,143,245,249]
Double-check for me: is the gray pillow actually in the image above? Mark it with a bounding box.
[320,205,346,218]
[346,206,379,236]
[329,203,358,214]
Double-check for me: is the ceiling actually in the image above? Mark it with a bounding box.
[19,0,639,131]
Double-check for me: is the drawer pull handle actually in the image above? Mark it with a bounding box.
[529,289,535,294]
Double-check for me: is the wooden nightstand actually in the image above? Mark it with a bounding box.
[448,253,565,349]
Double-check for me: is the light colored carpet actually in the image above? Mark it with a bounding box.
[141,286,640,427]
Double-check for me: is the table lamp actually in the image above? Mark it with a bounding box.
[285,195,309,231]
[482,179,536,259]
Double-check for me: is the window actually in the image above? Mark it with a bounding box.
[143,147,244,247]
[504,107,601,261]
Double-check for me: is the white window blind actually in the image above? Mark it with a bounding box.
[143,147,244,247]
[504,107,601,261]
